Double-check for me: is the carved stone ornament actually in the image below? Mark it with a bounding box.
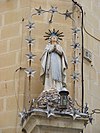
[32,89,74,111]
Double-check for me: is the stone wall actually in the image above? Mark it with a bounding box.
[77,0,100,133]
[0,0,100,133]
[0,0,73,133]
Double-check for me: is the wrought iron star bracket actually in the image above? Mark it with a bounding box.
[26,52,36,62]
[26,36,35,46]
[71,72,80,81]
[71,42,80,50]
[31,6,75,24]
[32,6,47,16]
[72,28,80,34]
[24,68,36,77]
[71,56,80,64]
[26,21,35,31]
[59,9,74,21]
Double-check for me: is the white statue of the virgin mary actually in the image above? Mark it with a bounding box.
[40,29,68,92]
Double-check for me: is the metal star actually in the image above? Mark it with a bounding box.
[49,6,58,13]
[71,72,80,81]
[69,109,80,120]
[71,56,80,64]
[24,68,36,77]
[47,105,55,118]
[26,21,35,31]
[25,36,35,46]
[35,6,45,15]
[48,6,58,24]
[71,42,80,50]
[59,10,73,20]
[26,52,36,62]
[89,114,93,124]
[72,28,80,34]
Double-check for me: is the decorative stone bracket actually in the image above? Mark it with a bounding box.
[22,112,88,133]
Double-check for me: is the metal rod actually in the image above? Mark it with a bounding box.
[28,31,32,102]
[73,33,76,101]
[72,0,84,113]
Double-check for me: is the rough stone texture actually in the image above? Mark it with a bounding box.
[76,0,100,133]
[22,113,88,133]
[0,1,73,132]
[35,89,73,111]
[0,0,100,133]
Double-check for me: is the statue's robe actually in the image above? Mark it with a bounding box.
[40,43,68,92]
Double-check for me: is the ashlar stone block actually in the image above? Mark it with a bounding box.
[22,112,88,133]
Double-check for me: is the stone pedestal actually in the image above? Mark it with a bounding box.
[22,112,88,133]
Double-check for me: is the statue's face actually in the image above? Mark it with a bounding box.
[51,36,57,43]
